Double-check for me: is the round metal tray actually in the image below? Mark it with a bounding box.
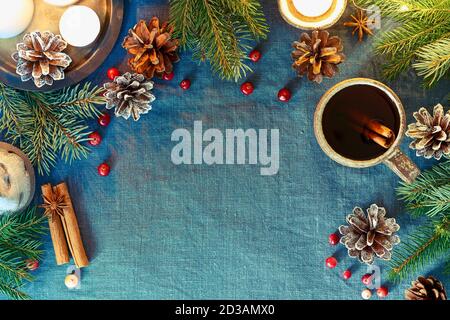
[0,0,124,91]
[0,141,35,213]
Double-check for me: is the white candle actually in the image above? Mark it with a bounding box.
[293,0,333,17]
[44,0,79,6]
[59,5,100,47]
[0,0,34,39]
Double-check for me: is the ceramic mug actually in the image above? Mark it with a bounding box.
[314,78,420,184]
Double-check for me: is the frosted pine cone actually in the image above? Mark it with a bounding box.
[339,204,400,264]
[12,31,72,88]
[405,276,447,300]
[104,72,155,121]
[406,104,450,160]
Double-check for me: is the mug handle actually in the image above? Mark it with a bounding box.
[383,148,420,184]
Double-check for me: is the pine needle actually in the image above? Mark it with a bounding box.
[169,0,269,81]
[0,82,106,175]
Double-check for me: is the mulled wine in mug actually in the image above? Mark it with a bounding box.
[314,78,420,183]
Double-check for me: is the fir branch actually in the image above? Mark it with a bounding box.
[0,282,29,300]
[0,82,106,175]
[388,217,450,282]
[169,0,268,81]
[413,38,450,87]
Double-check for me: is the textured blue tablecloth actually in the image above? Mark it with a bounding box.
[17,0,450,299]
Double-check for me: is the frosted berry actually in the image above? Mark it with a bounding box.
[277,88,292,102]
[325,256,337,269]
[107,67,120,80]
[97,163,110,177]
[180,79,191,90]
[26,259,39,271]
[88,131,102,146]
[377,286,389,298]
[328,233,340,245]
[361,273,373,286]
[343,270,352,280]
[240,82,254,96]
[98,113,111,127]
[249,49,261,62]
[163,71,174,81]
[361,289,372,300]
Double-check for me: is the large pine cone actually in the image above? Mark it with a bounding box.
[122,17,180,79]
[104,72,156,121]
[405,276,447,300]
[339,204,400,264]
[291,30,345,83]
[12,31,72,88]
[406,104,450,160]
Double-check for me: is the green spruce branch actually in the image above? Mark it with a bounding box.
[0,82,106,175]
[356,0,450,87]
[0,207,47,300]
[169,0,269,81]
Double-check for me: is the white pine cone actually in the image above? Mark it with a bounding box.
[339,204,400,264]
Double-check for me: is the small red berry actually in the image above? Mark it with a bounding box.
[361,273,373,286]
[180,79,191,90]
[377,286,389,298]
[277,88,292,102]
[26,259,39,271]
[97,163,111,177]
[163,71,174,81]
[107,67,120,80]
[325,256,337,269]
[249,49,261,62]
[88,131,102,146]
[343,269,352,280]
[328,233,340,246]
[98,113,111,127]
[240,82,254,96]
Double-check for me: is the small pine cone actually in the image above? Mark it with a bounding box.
[11,31,72,88]
[405,276,447,300]
[104,72,156,121]
[122,17,180,79]
[406,104,450,160]
[291,30,345,84]
[339,204,400,265]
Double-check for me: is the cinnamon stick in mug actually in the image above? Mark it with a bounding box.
[348,110,395,140]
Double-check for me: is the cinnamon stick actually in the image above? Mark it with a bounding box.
[350,122,394,149]
[56,182,90,268]
[348,110,396,140]
[41,184,70,265]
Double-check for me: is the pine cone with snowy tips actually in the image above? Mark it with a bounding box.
[406,104,450,160]
[405,276,447,300]
[11,31,72,88]
[339,204,400,265]
[291,30,345,83]
[104,72,155,121]
[122,17,180,79]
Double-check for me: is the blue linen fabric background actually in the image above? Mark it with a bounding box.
[15,0,450,299]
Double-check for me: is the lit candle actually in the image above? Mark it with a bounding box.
[0,0,34,39]
[44,0,79,6]
[64,274,79,289]
[278,0,347,30]
[59,5,101,47]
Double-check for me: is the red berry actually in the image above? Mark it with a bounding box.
[277,88,292,102]
[26,259,39,271]
[107,67,120,80]
[240,82,254,96]
[361,273,373,286]
[98,113,111,127]
[97,163,111,177]
[180,79,191,90]
[377,286,389,298]
[88,131,102,146]
[325,256,337,269]
[328,233,340,246]
[249,49,261,62]
[343,269,352,280]
[163,71,174,81]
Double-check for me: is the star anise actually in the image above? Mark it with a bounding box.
[344,10,374,42]
[41,189,68,221]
